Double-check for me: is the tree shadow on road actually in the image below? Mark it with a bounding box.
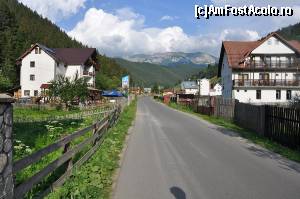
[170,186,186,199]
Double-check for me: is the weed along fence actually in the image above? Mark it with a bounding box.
[234,103,300,149]
[0,94,123,199]
[165,94,300,149]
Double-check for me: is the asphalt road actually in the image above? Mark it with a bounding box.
[114,97,300,199]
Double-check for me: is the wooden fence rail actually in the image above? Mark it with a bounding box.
[13,106,115,123]
[13,106,121,199]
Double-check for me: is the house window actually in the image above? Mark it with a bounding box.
[256,90,261,99]
[287,90,292,100]
[244,90,247,92]
[39,48,42,54]
[24,90,30,96]
[30,74,35,81]
[35,48,38,54]
[34,90,39,97]
[276,90,281,100]
[30,61,35,68]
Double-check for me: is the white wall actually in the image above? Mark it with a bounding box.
[65,65,82,79]
[210,84,222,96]
[252,36,295,54]
[221,52,232,98]
[185,88,198,95]
[233,89,300,103]
[199,79,210,96]
[21,47,55,97]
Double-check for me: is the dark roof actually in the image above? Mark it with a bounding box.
[17,43,97,66]
[53,48,96,65]
[102,90,123,97]
[181,81,198,89]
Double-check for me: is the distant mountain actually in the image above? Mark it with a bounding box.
[124,52,217,67]
[115,58,206,87]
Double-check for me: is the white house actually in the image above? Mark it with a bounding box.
[210,83,222,96]
[218,32,300,104]
[181,81,199,95]
[17,44,99,97]
[199,78,210,96]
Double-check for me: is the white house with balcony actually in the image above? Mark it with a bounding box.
[218,32,300,104]
[17,43,99,97]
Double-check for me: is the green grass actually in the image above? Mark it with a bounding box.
[166,101,300,163]
[13,107,108,198]
[46,100,137,199]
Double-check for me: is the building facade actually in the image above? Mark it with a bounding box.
[181,81,199,95]
[218,33,300,104]
[17,44,98,97]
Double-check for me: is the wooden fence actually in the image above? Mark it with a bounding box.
[12,106,121,198]
[14,106,114,123]
[213,97,236,120]
[265,106,300,149]
[234,103,266,136]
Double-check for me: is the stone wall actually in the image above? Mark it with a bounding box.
[0,94,14,199]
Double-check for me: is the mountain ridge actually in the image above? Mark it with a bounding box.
[123,52,217,67]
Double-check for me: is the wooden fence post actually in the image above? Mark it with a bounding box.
[0,94,14,199]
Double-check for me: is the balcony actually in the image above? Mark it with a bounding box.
[83,71,94,77]
[242,57,300,71]
[233,79,300,87]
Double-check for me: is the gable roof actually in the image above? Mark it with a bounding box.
[17,43,97,66]
[218,32,300,76]
[53,48,96,65]
[181,81,198,89]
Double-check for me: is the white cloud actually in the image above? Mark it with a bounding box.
[18,0,87,22]
[68,8,260,57]
[160,15,178,21]
[211,0,300,6]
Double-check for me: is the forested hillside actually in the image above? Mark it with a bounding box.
[0,0,127,92]
[277,22,300,41]
[115,58,205,87]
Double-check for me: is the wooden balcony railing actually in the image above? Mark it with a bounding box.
[245,60,300,69]
[233,79,300,87]
[83,71,95,76]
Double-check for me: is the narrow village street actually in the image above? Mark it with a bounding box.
[114,97,300,199]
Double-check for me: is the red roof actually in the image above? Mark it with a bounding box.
[219,32,300,71]
[40,83,51,89]
[222,41,260,68]
[288,40,300,53]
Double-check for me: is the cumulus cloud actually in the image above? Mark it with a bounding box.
[210,0,300,33]
[68,8,259,57]
[18,0,86,22]
[160,15,178,21]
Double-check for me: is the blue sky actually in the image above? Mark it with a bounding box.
[18,0,300,57]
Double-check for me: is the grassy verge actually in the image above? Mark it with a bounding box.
[13,106,108,198]
[164,100,300,163]
[46,100,137,199]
